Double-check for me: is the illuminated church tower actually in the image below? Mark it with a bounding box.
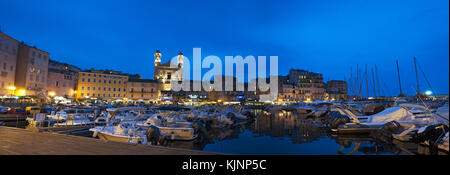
[154,50,161,66]
[153,50,184,91]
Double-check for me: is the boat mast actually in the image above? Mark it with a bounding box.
[371,67,377,97]
[350,66,353,99]
[375,64,381,97]
[365,64,369,98]
[414,56,420,95]
[396,60,403,96]
[359,66,363,99]
[356,64,359,100]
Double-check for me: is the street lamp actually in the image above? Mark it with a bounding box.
[425,90,432,96]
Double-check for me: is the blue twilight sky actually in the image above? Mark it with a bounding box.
[0,0,448,96]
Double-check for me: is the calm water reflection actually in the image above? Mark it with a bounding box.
[70,109,445,155]
[164,110,445,155]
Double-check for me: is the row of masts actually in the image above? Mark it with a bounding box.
[348,56,429,100]
[349,64,382,100]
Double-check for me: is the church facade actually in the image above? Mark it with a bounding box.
[153,50,184,91]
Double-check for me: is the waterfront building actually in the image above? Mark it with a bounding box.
[46,60,81,97]
[278,76,296,102]
[153,50,184,91]
[288,69,325,101]
[127,77,159,101]
[0,32,19,96]
[14,42,49,97]
[325,80,348,101]
[75,69,128,100]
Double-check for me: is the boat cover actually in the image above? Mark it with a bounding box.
[367,107,414,123]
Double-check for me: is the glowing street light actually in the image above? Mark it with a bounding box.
[48,92,56,97]
[7,86,16,97]
[425,90,432,96]
[17,89,26,96]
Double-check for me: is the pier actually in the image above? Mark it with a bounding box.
[0,127,215,155]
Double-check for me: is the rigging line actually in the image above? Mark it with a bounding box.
[410,86,430,110]
[416,59,434,93]
[380,78,392,97]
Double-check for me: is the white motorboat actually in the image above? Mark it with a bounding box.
[53,113,94,126]
[139,113,197,141]
[90,122,147,144]
[332,104,442,134]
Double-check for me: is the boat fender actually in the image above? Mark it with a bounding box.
[92,130,98,138]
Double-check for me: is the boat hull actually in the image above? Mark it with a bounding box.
[159,127,197,141]
[96,132,141,143]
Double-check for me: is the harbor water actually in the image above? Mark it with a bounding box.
[70,109,445,155]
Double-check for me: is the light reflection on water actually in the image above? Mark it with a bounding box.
[69,109,445,155]
[164,110,444,155]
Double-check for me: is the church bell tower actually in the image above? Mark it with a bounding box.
[177,52,184,68]
[154,50,161,67]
